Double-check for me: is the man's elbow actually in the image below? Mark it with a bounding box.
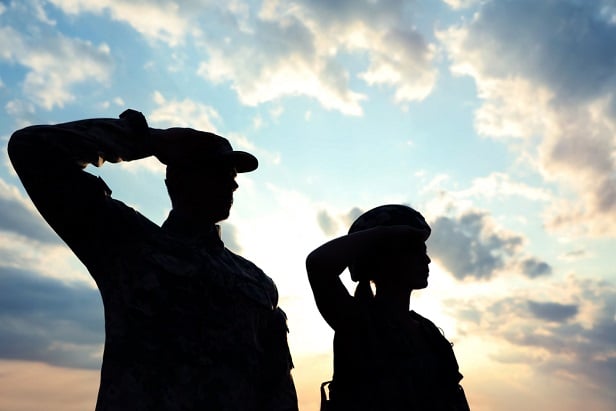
[7,128,31,166]
[7,125,51,172]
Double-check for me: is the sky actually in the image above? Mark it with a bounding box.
[0,0,615,409]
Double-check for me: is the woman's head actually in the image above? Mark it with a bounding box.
[348,204,431,294]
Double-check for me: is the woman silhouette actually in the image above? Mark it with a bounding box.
[306,205,469,411]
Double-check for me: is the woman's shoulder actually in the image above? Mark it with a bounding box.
[409,311,452,345]
[409,310,439,331]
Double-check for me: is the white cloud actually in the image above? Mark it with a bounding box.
[358,26,436,103]
[114,93,224,175]
[442,0,483,10]
[148,91,221,131]
[196,0,437,115]
[420,172,553,218]
[198,44,367,116]
[147,92,283,168]
[0,22,113,110]
[438,0,616,237]
[32,0,57,25]
[49,0,189,46]
[252,115,264,130]
[461,172,552,202]
[4,100,37,129]
[32,1,438,115]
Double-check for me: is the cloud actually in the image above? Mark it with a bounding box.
[48,0,189,46]
[197,0,437,114]
[438,0,616,236]
[316,209,338,236]
[527,300,578,322]
[196,17,367,116]
[116,93,222,175]
[459,172,552,203]
[420,172,553,222]
[429,211,522,280]
[0,265,104,369]
[560,249,588,261]
[314,204,553,282]
[449,275,616,393]
[0,3,113,110]
[143,93,282,169]
[428,210,551,280]
[315,206,364,237]
[4,99,37,129]
[149,91,222,131]
[0,177,60,244]
[521,257,552,278]
[442,0,482,9]
[19,1,437,115]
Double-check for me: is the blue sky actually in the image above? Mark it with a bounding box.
[0,0,615,410]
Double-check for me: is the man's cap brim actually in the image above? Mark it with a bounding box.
[221,151,258,173]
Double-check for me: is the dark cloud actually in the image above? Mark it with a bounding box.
[317,210,338,236]
[562,249,588,260]
[443,0,616,234]
[428,211,523,280]
[0,179,60,244]
[345,207,363,226]
[527,300,578,322]
[192,0,435,113]
[0,266,104,369]
[521,257,552,278]
[470,0,616,104]
[306,0,407,24]
[316,208,553,281]
[316,207,364,236]
[449,278,616,390]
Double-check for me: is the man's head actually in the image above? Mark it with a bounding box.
[159,128,258,224]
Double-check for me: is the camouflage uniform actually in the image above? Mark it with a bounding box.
[328,303,468,410]
[8,112,298,411]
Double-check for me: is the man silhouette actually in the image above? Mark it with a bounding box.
[8,109,298,411]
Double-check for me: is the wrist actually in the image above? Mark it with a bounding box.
[119,109,149,140]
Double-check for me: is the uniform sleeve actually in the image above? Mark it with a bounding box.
[7,109,154,267]
[260,307,299,411]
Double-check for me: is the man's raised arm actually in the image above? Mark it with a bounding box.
[7,109,156,263]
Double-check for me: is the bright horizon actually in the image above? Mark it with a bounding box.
[0,1,615,410]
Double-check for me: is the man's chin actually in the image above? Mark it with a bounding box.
[213,209,231,223]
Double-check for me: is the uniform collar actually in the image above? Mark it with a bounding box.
[161,210,224,249]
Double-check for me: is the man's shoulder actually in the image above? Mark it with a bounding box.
[221,249,279,310]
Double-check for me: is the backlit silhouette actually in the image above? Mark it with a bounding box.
[307,204,470,411]
[8,109,298,411]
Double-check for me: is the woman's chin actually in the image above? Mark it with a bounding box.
[411,278,429,290]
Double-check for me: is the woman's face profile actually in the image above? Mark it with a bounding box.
[381,241,431,290]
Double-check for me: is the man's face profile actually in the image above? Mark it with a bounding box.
[166,164,239,223]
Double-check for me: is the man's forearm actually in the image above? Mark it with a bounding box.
[7,110,156,261]
[8,109,154,172]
